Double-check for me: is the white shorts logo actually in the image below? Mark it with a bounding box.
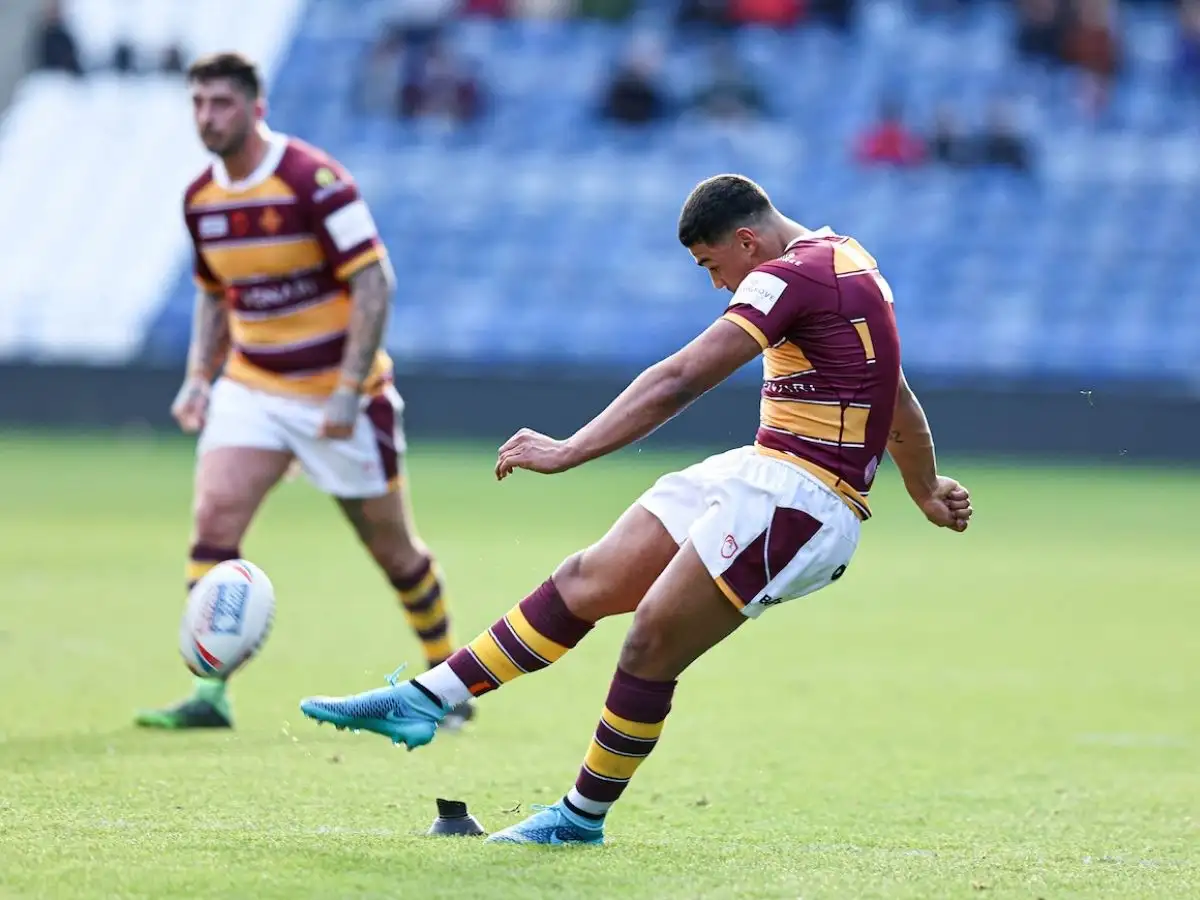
[729,271,787,316]
[323,199,378,252]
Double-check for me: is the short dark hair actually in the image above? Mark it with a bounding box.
[187,52,262,98]
[677,174,773,247]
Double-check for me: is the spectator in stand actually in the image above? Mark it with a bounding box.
[1062,0,1121,117]
[676,0,732,32]
[1177,0,1200,91]
[728,0,802,29]
[387,0,459,53]
[600,38,670,126]
[1015,0,1067,71]
[691,43,767,122]
[853,97,926,167]
[927,103,974,167]
[977,99,1033,172]
[400,37,483,127]
[31,0,83,76]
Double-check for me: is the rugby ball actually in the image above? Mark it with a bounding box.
[180,559,275,679]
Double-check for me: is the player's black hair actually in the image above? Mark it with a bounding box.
[187,52,262,99]
[677,174,773,247]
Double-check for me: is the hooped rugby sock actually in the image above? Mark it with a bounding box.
[391,556,455,667]
[415,579,593,709]
[186,544,239,698]
[186,543,240,592]
[564,667,676,823]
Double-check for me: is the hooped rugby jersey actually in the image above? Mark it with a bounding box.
[183,128,392,398]
[720,228,902,521]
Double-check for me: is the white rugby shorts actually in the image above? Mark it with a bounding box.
[638,446,860,618]
[197,377,407,498]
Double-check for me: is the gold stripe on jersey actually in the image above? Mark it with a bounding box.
[202,237,325,282]
[223,352,390,399]
[753,444,871,520]
[764,342,815,380]
[850,319,876,362]
[721,311,769,349]
[189,175,295,209]
[194,273,223,293]
[761,398,870,446]
[231,295,349,347]
[336,246,384,283]
[832,238,878,275]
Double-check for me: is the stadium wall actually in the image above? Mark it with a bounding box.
[3,364,1197,463]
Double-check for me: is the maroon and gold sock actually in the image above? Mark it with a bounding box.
[563,667,675,822]
[413,578,592,708]
[391,555,455,668]
[186,543,240,591]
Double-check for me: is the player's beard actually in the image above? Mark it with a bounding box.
[208,120,251,160]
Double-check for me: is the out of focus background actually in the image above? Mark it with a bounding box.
[1,4,1199,897]
[0,0,1196,453]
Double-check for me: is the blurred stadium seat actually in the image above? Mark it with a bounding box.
[1,0,1196,386]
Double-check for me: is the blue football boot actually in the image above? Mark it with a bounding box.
[485,802,605,846]
[299,667,444,750]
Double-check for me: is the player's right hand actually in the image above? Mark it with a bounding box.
[171,376,211,434]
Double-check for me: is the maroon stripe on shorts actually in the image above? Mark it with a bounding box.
[491,617,548,672]
[721,508,823,605]
[574,765,629,803]
[237,334,345,373]
[595,719,657,757]
[603,668,675,724]
[365,393,400,486]
[519,580,593,647]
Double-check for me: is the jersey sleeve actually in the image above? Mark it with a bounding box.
[306,165,387,283]
[719,265,811,349]
[184,198,222,293]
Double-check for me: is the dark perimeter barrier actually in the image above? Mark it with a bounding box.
[0,363,1196,463]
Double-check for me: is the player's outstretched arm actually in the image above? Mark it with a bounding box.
[172,287,228,433]
[496,319,762,479]
[886,371,973,531]
[320,259,395,439]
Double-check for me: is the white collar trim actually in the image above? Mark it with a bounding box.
[212,125,288,192]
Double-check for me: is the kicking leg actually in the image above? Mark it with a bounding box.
[486,540,743,844]
[337,486,475,726]
[136,446,292,729]
[298,503,679,748]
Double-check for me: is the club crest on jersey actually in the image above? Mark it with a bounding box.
[198,214,228,239]
[206,584,249,635]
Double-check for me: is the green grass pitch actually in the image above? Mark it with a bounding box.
[0,432,1196,899]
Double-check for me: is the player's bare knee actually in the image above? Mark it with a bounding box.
[193,490,252,547]
[618,613,667,673]
[553,549,609,619]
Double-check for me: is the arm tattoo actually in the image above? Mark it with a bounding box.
[340,261,392,387]
[188,288,228,379]
[889,429,904,444]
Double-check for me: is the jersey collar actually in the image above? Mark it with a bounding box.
[212,124,288,192]
[785,226,835,251]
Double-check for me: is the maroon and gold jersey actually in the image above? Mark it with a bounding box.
[183,129,391,399]
[721,228,901,520]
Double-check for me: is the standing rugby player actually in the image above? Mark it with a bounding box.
[136,53,473,730]
[299,174,973,844]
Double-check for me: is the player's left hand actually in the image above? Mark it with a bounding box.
[495,429,578,480]
[916,476,973,532]
[319,387,359,440]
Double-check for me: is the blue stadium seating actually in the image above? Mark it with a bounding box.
[141,0,1200,386]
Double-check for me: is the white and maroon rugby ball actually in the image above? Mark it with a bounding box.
[180,559,275,679]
